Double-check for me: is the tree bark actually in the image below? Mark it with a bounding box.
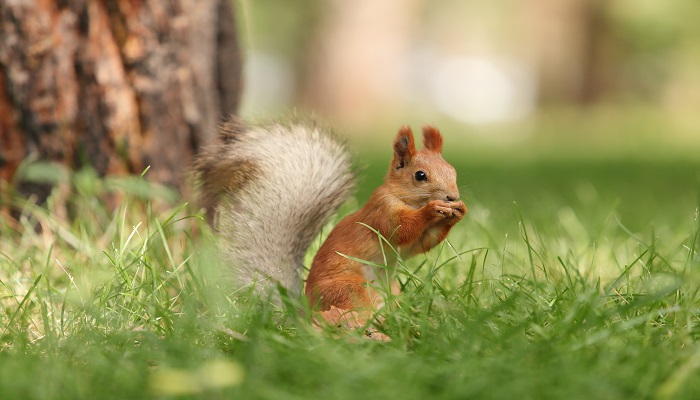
[0,0,241,198]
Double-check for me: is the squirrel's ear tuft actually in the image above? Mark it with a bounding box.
[422,125,443,153]
[393,126,416,169]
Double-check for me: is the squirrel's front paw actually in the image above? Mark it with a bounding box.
[450,200,467,219]
[439,200,466,226]
[426,200,455,220]
[426,200,466,226]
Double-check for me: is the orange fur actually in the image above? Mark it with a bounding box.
[422,125,443,153]
[305,126,466,318]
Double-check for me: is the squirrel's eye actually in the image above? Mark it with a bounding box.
[415,171,428,182]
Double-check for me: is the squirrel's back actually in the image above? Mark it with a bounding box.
[194,117,355,296]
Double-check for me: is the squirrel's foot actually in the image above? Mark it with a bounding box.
[313,306,391,341]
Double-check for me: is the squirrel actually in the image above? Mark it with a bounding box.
[194,117,466,333]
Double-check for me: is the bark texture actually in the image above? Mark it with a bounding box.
[0,0,241,196]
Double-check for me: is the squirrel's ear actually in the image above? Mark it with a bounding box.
[392,126,416,169]
[422,125,443,153]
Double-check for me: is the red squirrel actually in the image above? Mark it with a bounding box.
[195,117,466,336]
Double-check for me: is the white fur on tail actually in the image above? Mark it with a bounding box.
[211,120,355,296]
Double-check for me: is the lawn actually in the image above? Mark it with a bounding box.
[1,120,700,399]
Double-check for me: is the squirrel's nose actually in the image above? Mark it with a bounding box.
[446,194,459,202]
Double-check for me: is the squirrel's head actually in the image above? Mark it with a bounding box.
[386,125,460,208]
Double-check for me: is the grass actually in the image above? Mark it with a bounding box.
[1,145,700,399]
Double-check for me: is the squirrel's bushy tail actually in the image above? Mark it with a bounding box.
[194,117,355,296]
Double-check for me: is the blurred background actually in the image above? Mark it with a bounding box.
[236,0,700,236]
[238,0,700,145]
[1,0,698,237]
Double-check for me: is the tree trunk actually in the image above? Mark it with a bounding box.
[0,0,241,198]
